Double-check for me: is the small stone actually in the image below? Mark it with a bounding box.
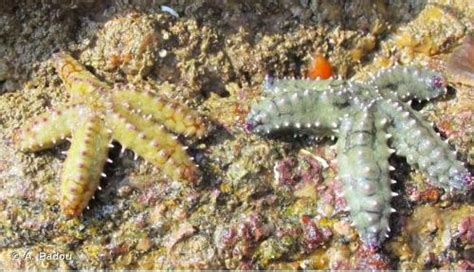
[159,49,168,58]
[136,237,153,252]
[117,184,133,197]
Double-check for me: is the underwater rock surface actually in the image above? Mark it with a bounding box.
[0,0,472,270]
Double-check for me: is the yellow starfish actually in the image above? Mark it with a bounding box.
[18,52,207,218]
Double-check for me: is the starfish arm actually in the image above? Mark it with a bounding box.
[112,89,207,138]
[246,87,349,136]
[372,66,447,101]
[380,98,471,192]
[19,105,86,151]
[336,108,393,247]
[60,115,111,218]
[53,52,110,101]
[106,104,199,183]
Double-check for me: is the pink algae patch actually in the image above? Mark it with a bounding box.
[447,33,474,86]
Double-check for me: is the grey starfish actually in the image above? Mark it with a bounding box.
[246,66,472,246]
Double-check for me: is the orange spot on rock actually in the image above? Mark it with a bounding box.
[419,187,442,203]
[307,54,333,80]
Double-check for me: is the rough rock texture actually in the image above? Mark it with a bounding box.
[0,0,472,270]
